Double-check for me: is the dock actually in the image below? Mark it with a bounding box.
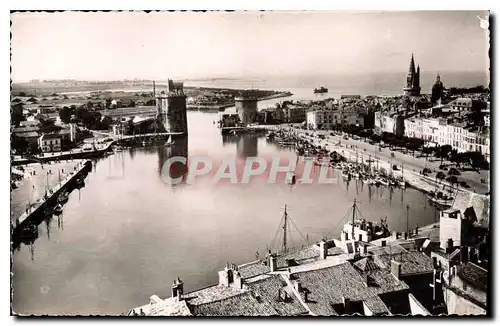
[11,159,92,248]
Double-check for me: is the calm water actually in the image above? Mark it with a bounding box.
[12,111,441,315]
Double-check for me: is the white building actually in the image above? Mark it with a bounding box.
[306,107,363,130]
[442,98,473,113]
[38,134,61,152]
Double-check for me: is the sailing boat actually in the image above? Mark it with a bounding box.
[164,135,174,147]
[399,162,406,188]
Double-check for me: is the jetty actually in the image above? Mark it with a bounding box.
[11,159,92,248]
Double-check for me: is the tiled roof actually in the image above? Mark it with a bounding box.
[367,244,407,256]
[363,296,390,315]
[293,262,408,316]
[190,291,278,316]
[128,297,192,316]
[246,274,308,316]
[374,251,434,276]
[237,260,270,279]
[353,257,380,272]
[457,263,488,292]
[277,246,320,268]
[182,284,247,306]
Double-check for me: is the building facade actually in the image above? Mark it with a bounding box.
[156,79,188,134]
[307,107,364,130]
[282,104,307,123]
[38,134,61,152]
[403,54,421,97]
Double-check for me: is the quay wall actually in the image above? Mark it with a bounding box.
[12,160,92,243]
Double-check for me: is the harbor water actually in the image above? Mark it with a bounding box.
[12,111,441,315]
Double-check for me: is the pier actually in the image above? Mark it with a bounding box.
[11,159,92,248]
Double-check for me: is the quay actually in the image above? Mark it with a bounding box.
[11,132,185,166]
[11,159,92,248]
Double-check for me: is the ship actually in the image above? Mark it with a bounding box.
[313,86,328,94]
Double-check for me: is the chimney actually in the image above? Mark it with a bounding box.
[432,257,438,269]
[319,240,328,259]
[468,246,474,263]
[218,262,232,287]
[391,260,402,280]
[460,246,469,264]
[293,280,302,293]
[446,238,454,254]
[233,270,243,289]
[176,277,184,301]
[269,253,277,272]
[360,243,368,255]
[171,279,178,298]
[342,296,350,311]
[381,240,386,247]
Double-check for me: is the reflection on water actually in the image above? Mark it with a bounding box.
[12,112,437,316]
[222,134,259,158]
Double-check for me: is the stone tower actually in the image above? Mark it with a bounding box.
[403,54,421,97]
[156,79,188,134]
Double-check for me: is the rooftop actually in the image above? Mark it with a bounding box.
[457,263,488,292]
[373,252,434,276]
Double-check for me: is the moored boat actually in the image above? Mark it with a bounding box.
[57,191,69,204]
[54,204,63,216]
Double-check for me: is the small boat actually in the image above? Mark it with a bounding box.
[429,197,453,209]
[341,171,350,180]
[54,204,63,216]
[398,179,406,188]
[57,191,69,204]
[313,86,328,94]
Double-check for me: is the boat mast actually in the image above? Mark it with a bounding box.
[406,204,410,238]
[352,199,356,241]
[283,205,287,254]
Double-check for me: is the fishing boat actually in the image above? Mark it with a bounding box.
[398,178,406,188]
[57,191,69,204]
[164,135,174,147]
[19,224,38,241]
[375,177,389,187]
[54,204,63,216]
[341,170,350,180]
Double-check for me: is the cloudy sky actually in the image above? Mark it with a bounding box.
[10,11,489,81]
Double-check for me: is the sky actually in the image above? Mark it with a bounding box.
[10,11,489,82]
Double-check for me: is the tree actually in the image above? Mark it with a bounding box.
[128,100,136,108]
[10,135,29,154]
[435,145,452,165]
[59,106,73,124]
[11,103,25,127]
[446,175,458,186]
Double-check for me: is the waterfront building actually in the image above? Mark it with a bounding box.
[156,79,188,134]
[403,54,421,97]
[374,111,405,137]
[282,103,307,123]
[38,133,62,152]
[235,95,258,126]
[307,106,364,130]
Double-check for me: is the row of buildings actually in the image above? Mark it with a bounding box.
[374,99,490,161]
